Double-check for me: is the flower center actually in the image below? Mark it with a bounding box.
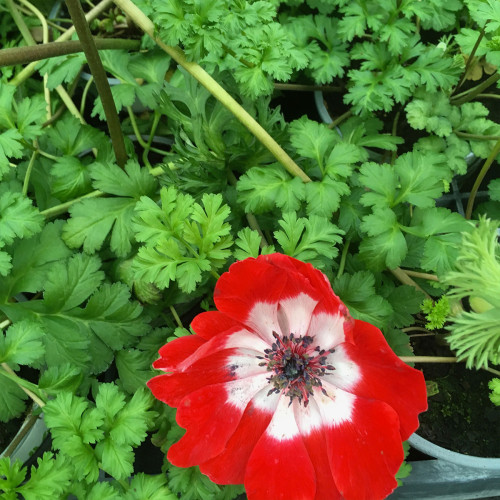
[259,331,335,407]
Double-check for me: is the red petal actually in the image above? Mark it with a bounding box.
[214,254,352,346]
[191,310,244,340]
[319,392,403,500]
[344,320,427,440]
[214,256,288,338]
[168,374,269,467]
[244,396,316,500]
[147,349,240,406]
[153,335,206,371]
[293,400,342,500]
[200,394,276,484]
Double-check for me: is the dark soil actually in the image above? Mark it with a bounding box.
[411,333,500,458]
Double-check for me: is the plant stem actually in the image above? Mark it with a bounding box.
[0,38,140,67]
[390,267,431,299]
[0,319,11,329]
[454,24,488,92]
[5,0,35,45]
[465,137,500,219]
[22,149,38,196]
[451,73,500,105]
[246,213,269,248]
[113,0,311,182]
[328,110,352,130]
[336,238,350,278]
[390,110,400,164]
[169,305,183,328]
[477,93,500,99]
[10,0,114,86]
[274,83,343,93]
[65,0,127,168]
[400,269,439,281]
[455,130,500,141]
[41,189,104,219]
[41,164,167,219]
[0,363,46,407]
[402,326,434,334]
[399,356,458,363]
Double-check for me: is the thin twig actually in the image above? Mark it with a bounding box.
[0,38,140,67]
[465,137,500,219]
[399,356,458,363]
[113,0,312,182]
[10,0,114,86]
[400,269,439,282]
[65,0,127,168]
[390,268,431,299]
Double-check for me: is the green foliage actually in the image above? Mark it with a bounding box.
[233,227,276,260]
[489,378,500,406]
[167,463,245,500]
[444,218,500,368]
[0,452,72,499]
[0,83,45,178]
[44,384,157,482]
[133,186,233,293]
[274,211,343,270]
[92,50,171,119]
[421,296,450,330]
[334,271,393,328]
[357,152,457,270]
[346,38,462,113]
[63,160,158,257]
[0,253,148,374]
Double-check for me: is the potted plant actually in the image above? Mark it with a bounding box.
[0,0,499,498]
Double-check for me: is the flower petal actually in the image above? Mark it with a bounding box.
[191,310,244,340]
[200,390,277,484]
[153,335,206,371]
[147,349,240,406]
[293,400,342,500]
[244,396,316,500]
[316,388,403,500]
[168,374,269,467]
[337,320,427,439]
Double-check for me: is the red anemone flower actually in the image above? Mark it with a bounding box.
[148,254,427,500]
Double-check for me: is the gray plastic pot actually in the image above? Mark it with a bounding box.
[0,411,46,463]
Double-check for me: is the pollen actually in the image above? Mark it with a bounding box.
[262,331,335,406]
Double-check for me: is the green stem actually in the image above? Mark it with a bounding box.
[454,24,488,92]
[328,110,352,130]
[400,269,439,282]
[10,0,114,86]
[390,110,400,164]
[0,38,140,67]
[41,189,104,219]
[274,83,343,93]
[477,93,500,100]
[112,0,311,182]
[451,73,500,105]
[246,213,269,248]
[336,238,350,278]
[0,363,47,407]
[399,356,458,363]
[65,0,127,168]
[455,130,500,141]
[390,267,431,299]
[169,305,183,328]
[22,148,38,196]
[41,165,167,219]
[465,137,500,219]
[5,0,36,46]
